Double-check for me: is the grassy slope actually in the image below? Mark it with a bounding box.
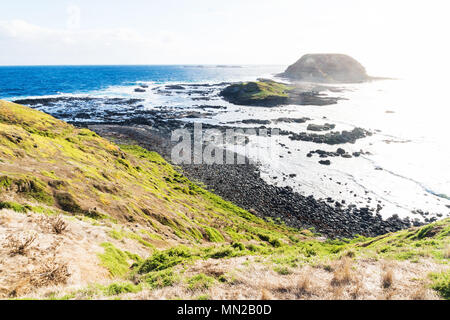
[0,99,296,245]
[0,100,448,300]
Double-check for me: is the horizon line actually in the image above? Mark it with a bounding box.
[0,63,285,67]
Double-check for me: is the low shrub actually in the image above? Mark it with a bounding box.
[145,269,179,289]
[104,283,140,296]
[187,274,215,291]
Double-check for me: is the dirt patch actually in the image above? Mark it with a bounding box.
[0,209,153,298]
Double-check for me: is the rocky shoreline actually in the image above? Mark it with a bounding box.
[88,123,417,238]
[13,82,440,238]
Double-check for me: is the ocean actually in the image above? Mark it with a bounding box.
[0,65,281,99]
[0,65,449,221]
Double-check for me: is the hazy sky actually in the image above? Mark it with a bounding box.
[1,0,449,77]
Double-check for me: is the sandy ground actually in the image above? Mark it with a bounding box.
[0,209,152,298]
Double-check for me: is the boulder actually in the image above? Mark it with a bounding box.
[166,85,186,90]
[319,160,331,166]
[307,123,336,132]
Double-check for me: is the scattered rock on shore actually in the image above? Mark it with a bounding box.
[284,127,372,145]
[307,123,336,131]
[166,85,186,90]
[274,117,311,124]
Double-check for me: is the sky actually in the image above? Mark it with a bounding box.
[0,0,449,77]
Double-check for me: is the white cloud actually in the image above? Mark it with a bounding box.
[0,20,53,40]
[0,19,187,65]
[0,20,153,47]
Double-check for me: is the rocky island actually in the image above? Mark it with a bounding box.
[278,53,370,83]
[219,54,377,107]
[220,79,340,107]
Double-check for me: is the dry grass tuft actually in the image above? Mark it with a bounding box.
[296,271,312,297]
[196,261,227,278]
[382,269,394,289]
[8,276,33,298]
[332,285,344,300]
[4,232,37,256]
[411,285,427,300]
[322,264,334,272]
[31,257,70,287]
[7,257,70,298]
[444,244,450,259]
[383,288,396,300]
[381,262,394,289]
[261,288,273,300]
[350,276,364,299]
[331,257,353,287]
[49,215,68,234]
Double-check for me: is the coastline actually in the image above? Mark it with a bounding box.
[0,92,448,300]
[7,77,449,237]
[88,123,415,238]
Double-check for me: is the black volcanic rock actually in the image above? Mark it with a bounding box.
[307,123,336,132]
[166,85,186,90]
[278,54,369,83]
[283,127,372,145]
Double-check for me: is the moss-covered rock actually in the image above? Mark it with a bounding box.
[220,80,290,106]
[220,79,340,107]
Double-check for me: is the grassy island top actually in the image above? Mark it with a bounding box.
[220,80,292,106]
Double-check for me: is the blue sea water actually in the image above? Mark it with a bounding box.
[0,65,282,99]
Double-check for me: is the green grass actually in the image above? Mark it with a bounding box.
[0,201,31,213]
[0,100,307,246]
[250,81,291,99]
[144,268,180,289]
[204,227,225,242]
[430,271,450,300]
[347,219,450,263]
[0,176,54,205]
[274,266,292,275]
[222,80,291,100]
[187,274,215,291]
[104,282,141,296]
[138,246,194,274]
[97,242,140,277]
[0,175,12,188]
